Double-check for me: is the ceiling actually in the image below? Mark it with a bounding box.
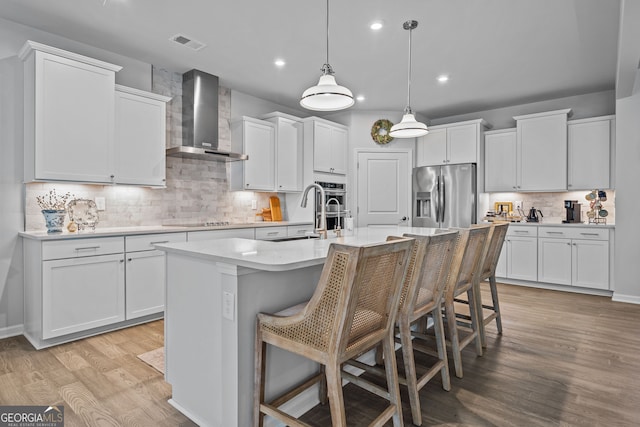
[0,0,622,120]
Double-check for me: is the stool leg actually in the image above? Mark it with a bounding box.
[432,306,451,391]
[383,332,404,427]
[445,297,464,378]
[319,365,328,405]
[468,288,484,357]
[325,361,347,426]
[475,281,488,348]
[399,318,422,426]
[489,275,503,334]
[254,323,266,427]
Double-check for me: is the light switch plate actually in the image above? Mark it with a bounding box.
[251,199,257,210]
[95,197,106,211]
[514,200,523,211]
[222,291,235,321]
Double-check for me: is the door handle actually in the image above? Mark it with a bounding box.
[440,175,446,223]
[434,175,441,223]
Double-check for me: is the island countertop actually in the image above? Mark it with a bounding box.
[155,226,445,272]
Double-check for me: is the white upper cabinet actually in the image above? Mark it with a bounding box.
[416,119,488,167]
[514,109,571,191]
[114,85,171,187]
[261,112,304,192]
[19,41,122,184]
[307,118,348,175]
[484,129,517,192]
[230,117,276,191]
[567,115,615,190]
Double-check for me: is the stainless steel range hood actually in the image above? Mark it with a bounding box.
[166,69,247,162]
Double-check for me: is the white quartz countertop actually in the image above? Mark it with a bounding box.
[155,226,452,272]
[483,219,615,229]
[19,221,313,240]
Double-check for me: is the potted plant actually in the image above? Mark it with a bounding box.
[36,189,74,233]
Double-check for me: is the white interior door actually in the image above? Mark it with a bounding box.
[356,150,411,227]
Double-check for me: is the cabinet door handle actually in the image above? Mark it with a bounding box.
[513,230,529,233]
[75,246,100,251]
[120,259,125,263]
[580,233,600,236]
[150,240,169,245]
[546,231,564,235]
[267,231,279,236]
[127,258,133,262]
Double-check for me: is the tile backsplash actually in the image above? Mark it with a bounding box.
[25,67,276,231]
[485,190,615,223]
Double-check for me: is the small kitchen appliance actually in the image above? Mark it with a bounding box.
[563,200,582,223]
[526,207,543,222]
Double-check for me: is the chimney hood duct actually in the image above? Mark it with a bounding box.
[166,69,247,161]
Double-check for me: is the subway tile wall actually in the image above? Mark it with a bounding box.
[25,67,276,231]
[486,190,615,223]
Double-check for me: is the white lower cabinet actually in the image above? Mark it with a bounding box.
[24,232,186,348]
[125,250,166,319]
[538,227,609,290]
[495,226,538,281]
[43,253,125,339]
[124,232,187,320]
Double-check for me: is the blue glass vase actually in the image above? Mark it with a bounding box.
[42,209,66,233]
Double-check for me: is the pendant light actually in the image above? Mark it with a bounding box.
[389,20,428,138]
[300,0,354,111]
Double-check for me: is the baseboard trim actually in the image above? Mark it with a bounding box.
[612,293,640,304]
[0,324,23,340]
[496,279,613,297]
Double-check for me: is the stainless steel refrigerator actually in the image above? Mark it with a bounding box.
[413,163,477,228]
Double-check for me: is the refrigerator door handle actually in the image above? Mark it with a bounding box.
[440,174,446,223]
[435,175,441,222]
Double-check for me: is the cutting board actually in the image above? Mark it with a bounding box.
[269,196,282,221]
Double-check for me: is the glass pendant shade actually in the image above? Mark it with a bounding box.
[300,74,354,111]
[389,112,428,138]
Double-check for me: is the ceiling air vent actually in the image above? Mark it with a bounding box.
[170,34,206,51]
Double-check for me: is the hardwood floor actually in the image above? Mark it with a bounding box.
[300,284,640,426]
[0,320,196,427]
[0,284,639,426]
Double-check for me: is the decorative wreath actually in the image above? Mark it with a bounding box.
[371,119,394,144]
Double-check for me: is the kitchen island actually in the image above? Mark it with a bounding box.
[155,226,443,427]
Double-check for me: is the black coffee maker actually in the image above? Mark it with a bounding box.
[563,200,582,223]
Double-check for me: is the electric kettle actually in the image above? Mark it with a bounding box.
[527,207,543,222]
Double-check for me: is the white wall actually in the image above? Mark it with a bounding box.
[0,57,25,337]
[0,17,151,91]
[430,90,615,130]
[230,90,308,121]
[613,92,640,302]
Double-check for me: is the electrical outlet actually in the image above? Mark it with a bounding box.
[251,199,257,210]
[222,291,235,321]
[95,197,106,211]
[514,200,523,211]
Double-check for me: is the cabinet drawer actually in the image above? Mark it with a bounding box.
[126,232,187,252]
[506,226,538,237]
[255,226,288,240]
[42,236,124,260]
[287,224,315,237]
[538,227,608,240]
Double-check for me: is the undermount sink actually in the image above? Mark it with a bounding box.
[266,236,320,242]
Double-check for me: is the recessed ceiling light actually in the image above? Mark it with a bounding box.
[370,21,384,31]
[356,95,365,102]
[274,59,286,67]
[437,74,449,83]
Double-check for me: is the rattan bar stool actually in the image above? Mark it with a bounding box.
[463,222,509,347]
[254,239,414,427]
[346,231,459,426]
[442,226,490,378]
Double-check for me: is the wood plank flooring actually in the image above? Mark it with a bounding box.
[0,283,639,426]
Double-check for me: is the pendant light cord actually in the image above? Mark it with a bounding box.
[406,25,413,113]
[326,0,330,67]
